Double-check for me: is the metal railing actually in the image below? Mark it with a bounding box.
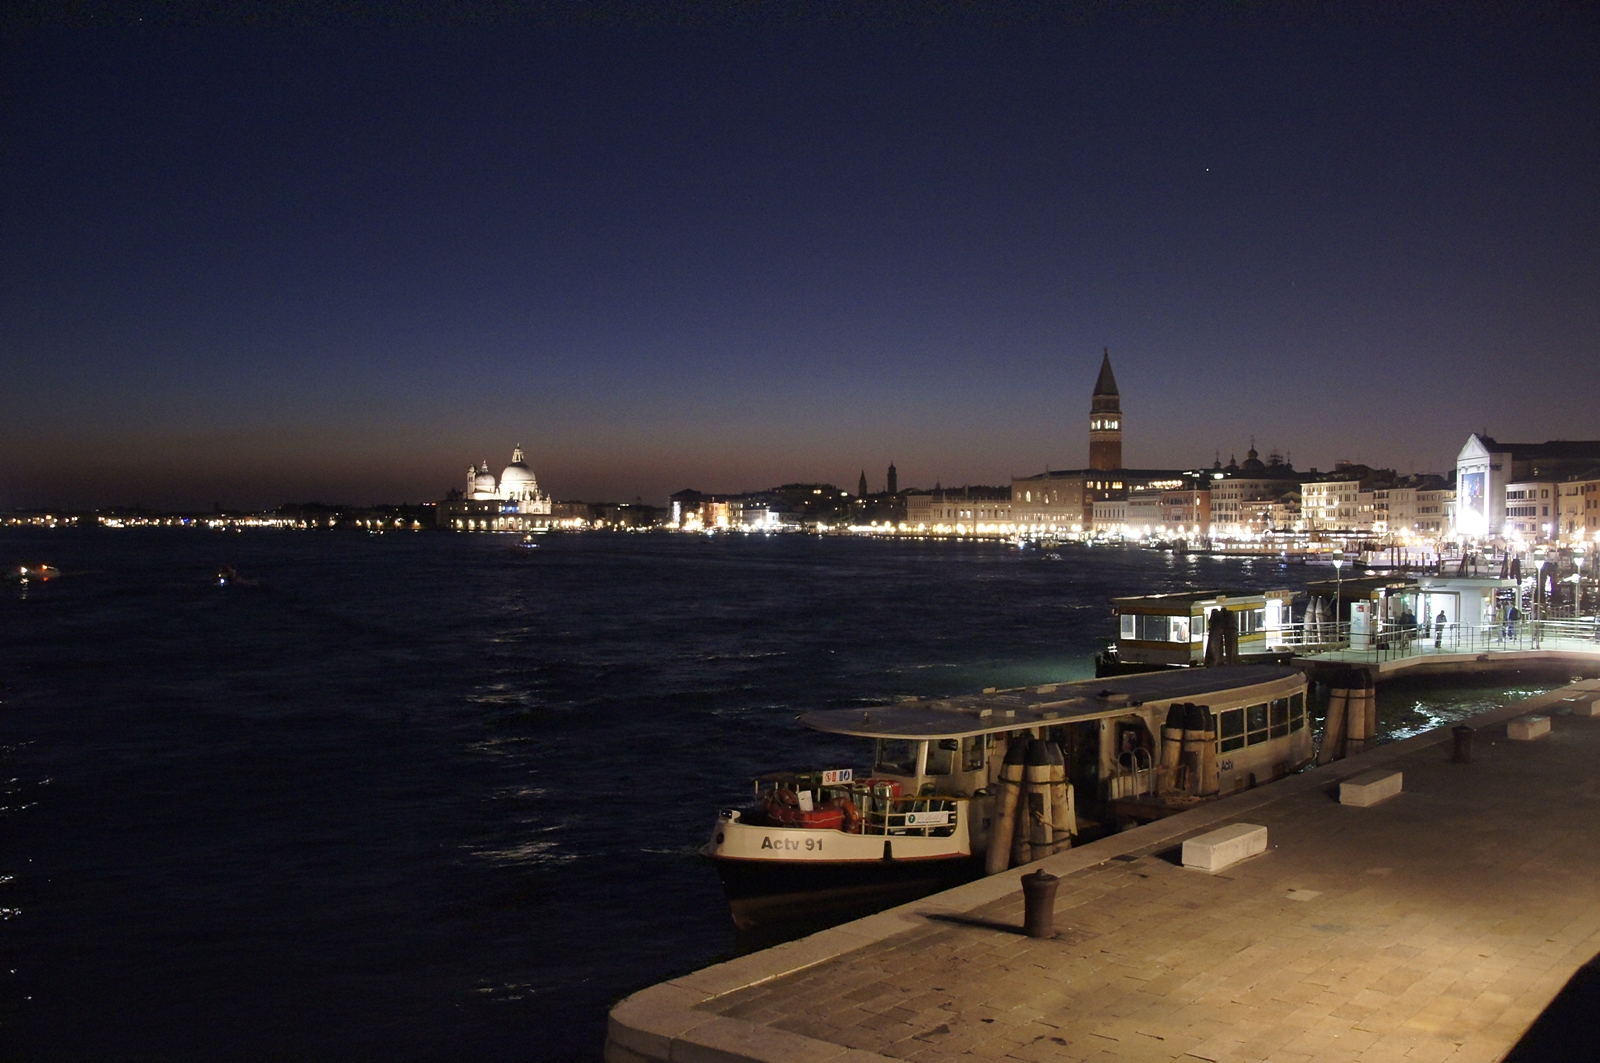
[1108,748,1154,800]
[1292,618,1600,663]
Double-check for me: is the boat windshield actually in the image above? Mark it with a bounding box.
[873,738,920,777]
[926,738,959,775]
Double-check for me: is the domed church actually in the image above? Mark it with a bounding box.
[440,445,554,531]
[466,446,551,510]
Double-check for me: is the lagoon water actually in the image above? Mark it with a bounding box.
[0,530,1552,1060]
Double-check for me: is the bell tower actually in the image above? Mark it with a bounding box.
[1089,348,1122,471]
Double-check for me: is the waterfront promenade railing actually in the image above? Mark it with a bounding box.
[1287,618,1600,666]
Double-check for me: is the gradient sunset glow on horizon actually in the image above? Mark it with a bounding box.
[3,9,1596,510]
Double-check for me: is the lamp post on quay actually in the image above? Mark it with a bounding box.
[1536,559,1547,648]
[1333,557,1345,645]
[1575,554,1585,618]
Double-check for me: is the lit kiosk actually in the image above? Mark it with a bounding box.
[1304,574,1420,649]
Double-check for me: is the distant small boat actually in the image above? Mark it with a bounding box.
[519,535,540,549]
[7,563,60,584]
[215,564,238,586]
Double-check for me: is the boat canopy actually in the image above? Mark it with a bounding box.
[800,664,1303,740]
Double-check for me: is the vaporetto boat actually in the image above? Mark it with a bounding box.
[704,664,1312,928]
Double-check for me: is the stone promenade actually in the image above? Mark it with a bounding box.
[609,680,1600,1063]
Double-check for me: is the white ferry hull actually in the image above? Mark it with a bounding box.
[703,812,979,929]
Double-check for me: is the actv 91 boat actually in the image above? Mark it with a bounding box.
[703,664,1311,929]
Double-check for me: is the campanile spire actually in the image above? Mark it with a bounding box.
[1089,348,1122,471]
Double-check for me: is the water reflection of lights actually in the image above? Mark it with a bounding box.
[1381,685,1556,742]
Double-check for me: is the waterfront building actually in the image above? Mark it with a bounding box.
[1160,483,1212,536]
[438,446,557,531]
[1455,434,1600,541]
[1558,476,1600,543]
[1207,447,1299,537]
[1502,480,1559,541]
[1414,483,1455,537]
[1125,489,1162,534]
[1090,496,1127,534]
[1371,475,1452,539]
[1269,491,1301,533]
[905,486,1012,530]
[1300,463,1392,534]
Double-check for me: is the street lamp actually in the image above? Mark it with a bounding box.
[1577,555,1586,618]
[1536,559,1548,647]
[1333,557,1345,644]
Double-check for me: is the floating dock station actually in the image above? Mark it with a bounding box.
[610,680,1600,1063]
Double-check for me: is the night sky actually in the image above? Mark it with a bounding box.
[3,8,1597,510]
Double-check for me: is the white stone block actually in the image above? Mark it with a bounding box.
[1508,715,1551,741]
[1340,769,1403,807]
[1571,698,1600,718]
[1182,823,1267,872]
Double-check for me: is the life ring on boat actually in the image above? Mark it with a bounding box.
[834,797,862,833]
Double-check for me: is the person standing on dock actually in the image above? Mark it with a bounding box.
[1435,610,1447,649]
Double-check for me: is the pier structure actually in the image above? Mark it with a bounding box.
[610,680,1600,1063]
[1292,620,1600,685]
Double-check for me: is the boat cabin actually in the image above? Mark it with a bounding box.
[1110,590,1296,666]
[802,664,1311,834]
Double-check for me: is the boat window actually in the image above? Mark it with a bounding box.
[874,739,921,777]
[926,739,959,775]
[1218,708,1245,752]
[1245,703,1269,746]
[1269,698,1289,738]
[1126,613,1198,643]
[961,735,986,772]
[1290,692,1305,731]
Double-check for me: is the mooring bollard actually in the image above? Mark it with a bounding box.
[1021,869,1059,939]
[1453,724,1474,763]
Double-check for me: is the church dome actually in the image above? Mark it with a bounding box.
[500,464,535,489]
[473,470,497,495]
[499,446,540,499]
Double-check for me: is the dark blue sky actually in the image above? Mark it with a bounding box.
[3,10,1597,508]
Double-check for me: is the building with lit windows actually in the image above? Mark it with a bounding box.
[905,487,1013,529]
[1207,447,1299,536]
[1300,464,1392,533]
[1502,481,1559,541]
[1371,475,1452,538]
[1559,476,1600,543]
